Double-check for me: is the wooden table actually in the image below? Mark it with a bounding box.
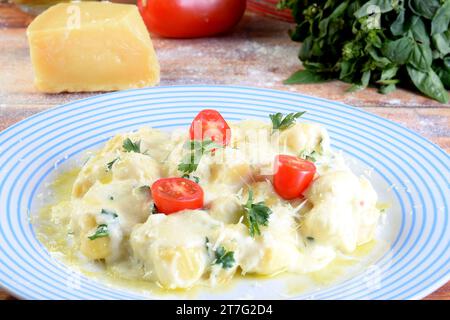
[0,3,448,300]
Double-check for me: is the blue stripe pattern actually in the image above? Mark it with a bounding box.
[0,86,448,300]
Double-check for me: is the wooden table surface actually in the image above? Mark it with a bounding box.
[0,3,448,300]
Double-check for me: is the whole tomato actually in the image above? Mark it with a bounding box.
[137,0,247,38]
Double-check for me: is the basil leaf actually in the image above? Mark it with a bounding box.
[347,70,371,92]
[391,9,407,36]
[354,0,394,18]
[284,69,329,84]
[318,1,349,38]
[367,47,391,67]
[382,37,414,64]
[409,16,430,46]
[380,66,399,81]
[433,57,450,89]
[431,0,450,35]
[432,32,450,56]
[410,43,433,71]
[408,0,440,20]
[299,36,314,61]
[407,66,449,103]
[379,83,397,94]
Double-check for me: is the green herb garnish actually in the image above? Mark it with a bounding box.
[178,139,222,175]
[270,112,306,131]
[101,209,118,218]
[243,190,272,237]
[123,138,141,153]
[138,185,150,192]
[213,246,235,269]
[299,150,317,162]
[106,157,119,171]
[88,224,109,240]
[181,174,200,184]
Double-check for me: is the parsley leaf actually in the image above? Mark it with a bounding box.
[88,224,109,240]
[138,185,150,192]
[205,237,210,250]
[101,209,118,218]
[123,138,141,153]
[270,112,306,131]
[106,157,119,171]
[151,203,159,214]
[243,190,272,237]
[182,174,200,184]
[299,150,317,162]
[213,246,235,269]
[178,139,222,175]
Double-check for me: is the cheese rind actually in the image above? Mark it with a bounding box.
[27,2,160,93]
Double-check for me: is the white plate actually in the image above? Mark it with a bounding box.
[0,86,448,300]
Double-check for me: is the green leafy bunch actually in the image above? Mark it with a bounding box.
[278,0,450,103]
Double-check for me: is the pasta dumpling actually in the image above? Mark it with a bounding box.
[302,171,380,253]
[130,210,222,289]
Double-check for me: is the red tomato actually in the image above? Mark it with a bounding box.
[151,178,204,214]
[273,155,316,200]
[137,0,247,38]
[189,109,231,146]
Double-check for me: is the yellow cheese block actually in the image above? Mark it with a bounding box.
[27,2,160,93]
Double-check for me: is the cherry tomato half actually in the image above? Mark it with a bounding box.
[151,178,204,214]
[189,109,231,146]
[273,155,316,200]
[137,0,247,38]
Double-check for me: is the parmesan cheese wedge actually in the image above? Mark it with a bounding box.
[26,2,160,93]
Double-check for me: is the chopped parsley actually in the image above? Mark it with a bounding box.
[178,139,222,175]
[181,174,200,184]
[306,236,315,241]
[151,203,158,214]
[270,112,306,131]
[88,224,109,240]
[101,209,118,218]
[243,190,272,237]
[123,138,141,153]
[213,246,235,269]
[138,185,150,192]
[299,150,317,162]
[205,237,210,250]
[106,157,119,171]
